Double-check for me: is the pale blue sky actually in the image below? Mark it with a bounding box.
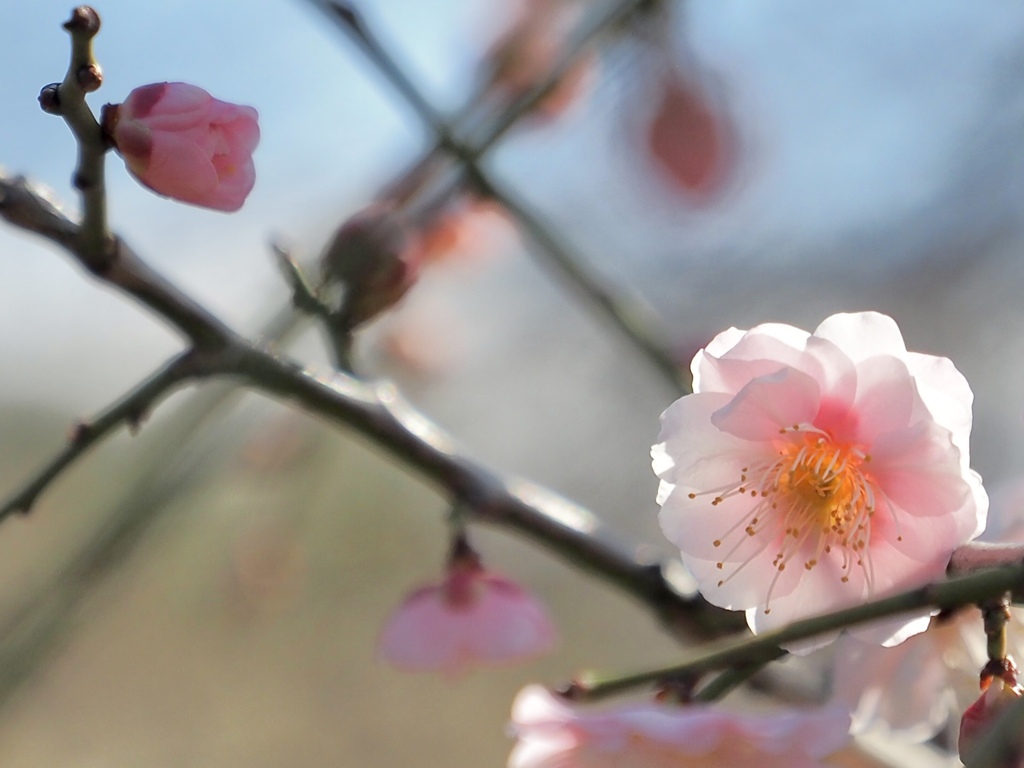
[7,0,1024,442]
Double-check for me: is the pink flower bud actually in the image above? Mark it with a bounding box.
[378,552,556,676]
[960,678,1024,765]
[106,82,259,211]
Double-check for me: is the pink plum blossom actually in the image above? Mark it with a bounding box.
[508,684,850,768]
[107,82,259,211]
[378,550,555,676]
[653,311,987,644]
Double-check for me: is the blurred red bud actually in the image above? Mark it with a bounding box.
[321,203,419,329]
[960,678,1024,766]
[646,73,733,202]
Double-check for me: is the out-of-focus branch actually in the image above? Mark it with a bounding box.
[0,352,201,520]
[313,0,690,395]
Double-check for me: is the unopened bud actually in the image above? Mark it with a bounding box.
[76,64,103,92]
[960,677,1024,766]
[63,6,101,37]
[38,83,61,114]
[321,203,418,329]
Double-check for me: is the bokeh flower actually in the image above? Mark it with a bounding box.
[646,73,733,202]
[106,82,259,211]
[482,0,596,122]
[508,684,850,768]
[378,545,555,675]
[653,312,987,643]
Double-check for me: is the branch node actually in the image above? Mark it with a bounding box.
[38,84,62,114]
[76,63,103,92]
[68,420,92,444]
[328,2,362,35]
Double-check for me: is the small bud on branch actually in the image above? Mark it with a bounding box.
[37,83,61,114]
[63,6,100,38]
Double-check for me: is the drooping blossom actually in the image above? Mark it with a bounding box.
[653,312,987,644]
[105,82,259,211]
[378,541,556,675]
[508,684,850,768]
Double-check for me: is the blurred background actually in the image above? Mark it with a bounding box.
[4,0,1024,764]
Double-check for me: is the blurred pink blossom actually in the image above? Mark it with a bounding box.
[508,684,850,768]
[482,0,596,122]
[106,82,259,211]
[653,311,987,645]
[378,550,555,675]
[832,623,968,742]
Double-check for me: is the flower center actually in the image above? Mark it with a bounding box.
[690,424,884,613]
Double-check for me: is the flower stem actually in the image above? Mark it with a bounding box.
[57,6,112,271]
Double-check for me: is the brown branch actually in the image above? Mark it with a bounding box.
[0,351,206,520]
[0,167,725,639]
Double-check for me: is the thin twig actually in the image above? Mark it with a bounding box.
[57,6,111,268]
[693,658,779,702]
[564,562,1024,702]
[0,351,200,520]
[271,239,331,320]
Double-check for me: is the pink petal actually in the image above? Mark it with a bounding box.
[870,421,972,520]
[378,584,466,672]
[463,575,556,664]
[128,83,213,131]
[711,367,821,441]
[653,391,744,494]
[135,130,219,201]
[849,354,920,444]
[813,312,907,363]
[904,351,974,459]
[379,570,555,675]
[695,327,809,394]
